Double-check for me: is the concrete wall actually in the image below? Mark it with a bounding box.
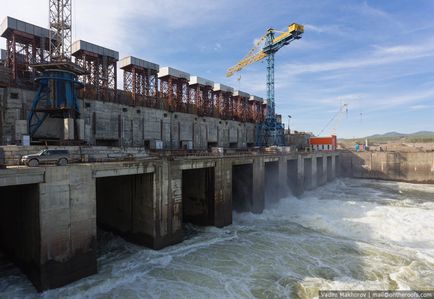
[0,87,256,148]
[340,151,434,184]
[182,168,214,225]
[96,173,154,242]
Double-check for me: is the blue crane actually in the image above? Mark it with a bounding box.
[227,23,304,146]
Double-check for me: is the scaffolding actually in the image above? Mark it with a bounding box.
[0,16,51,86]
[213,83,233,119]
[72,40,118,101]
[158,67,190,112]
[120,56,159,107]
[49,0,72,61]
[189,76,214,116]
[232,90,250,122]
[248,95,264,123]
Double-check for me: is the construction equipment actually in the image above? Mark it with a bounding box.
[227,23,304,146]
[28,0,84,141]
[318,103,348,136]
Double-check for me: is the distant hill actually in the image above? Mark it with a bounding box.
[341,131,434,143]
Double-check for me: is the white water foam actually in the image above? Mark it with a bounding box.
[1,178,433,298]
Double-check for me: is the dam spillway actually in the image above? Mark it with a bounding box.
[0,151,338,291]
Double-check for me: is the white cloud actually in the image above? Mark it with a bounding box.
[280,39,434,76]
[410,104,431,110]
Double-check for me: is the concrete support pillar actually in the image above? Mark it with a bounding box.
[252,156,264,213]
[327,155,336,181]
[311,155,318,189]
[157,159,183,249]
[296,155,305,195]
[278,156,289,198]
[332,154,337,179]
[76,119,85,141]
[214,158,232,227]
[321,156,328,185]
[63,118,75,140]
[303,157,313,191]
[37,166,97,291]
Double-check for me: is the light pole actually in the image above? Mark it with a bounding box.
[288,115,292,134]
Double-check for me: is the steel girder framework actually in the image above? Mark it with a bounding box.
[213,90,233,119]
[122,65,158,107]
[248,100,265,123]
[4,31,49,86]
[233,94,249,122]
[74,52,117,101]
[159,75,189,112]
[190,83,213,116]
[49,0,72,61]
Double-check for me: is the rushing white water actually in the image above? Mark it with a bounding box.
[1,178,433,298]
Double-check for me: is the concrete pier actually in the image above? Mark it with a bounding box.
[0,151,338,291]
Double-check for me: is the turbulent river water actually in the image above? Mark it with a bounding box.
[1,178,434,298]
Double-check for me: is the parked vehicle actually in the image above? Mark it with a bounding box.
[21,149,71,167]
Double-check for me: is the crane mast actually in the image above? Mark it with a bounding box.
[227,23,303,146]
[49,0,72,61]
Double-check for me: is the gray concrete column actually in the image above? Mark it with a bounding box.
[311,155,318,189]
[329,155,336,181]
[278,156,289,198]
[252,156,265,213]
[214,158,232,227]
[37,166,97,291]
[296,155,305,195]
[321,155,328,185]
[155,159,183,249]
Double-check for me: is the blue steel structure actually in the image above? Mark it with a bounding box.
[28,0,85,141]
[227,23,304,146]
[28,63,84,137]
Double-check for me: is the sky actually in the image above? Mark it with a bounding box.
[2,0,434,138]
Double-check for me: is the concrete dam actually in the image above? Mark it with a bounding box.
[0,151,338,291]
[3,6,432,296]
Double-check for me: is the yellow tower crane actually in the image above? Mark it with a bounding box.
[227,23,304,145]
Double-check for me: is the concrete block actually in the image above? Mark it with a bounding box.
[63,118,75,140]
[76,119,85,140]
[14,120,28,142]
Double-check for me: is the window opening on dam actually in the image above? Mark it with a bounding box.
[0,184,40,288]
[265,161,279,203]
[287,159,298,195]
[317,157,324,186]
[96,174,154,246]
[304,158,313,190]
[232,164,253,212]
[182,167,215,226]
[327,156,333,181]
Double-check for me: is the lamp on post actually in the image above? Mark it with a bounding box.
[288,115,292,134]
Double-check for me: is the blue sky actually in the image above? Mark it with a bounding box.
[2,0,434,138]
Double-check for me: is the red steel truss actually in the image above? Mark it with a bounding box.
[159,75,190,112]
[212,84,234,119]
[72,40,118,101]
[232,91,249,122]
[189,77,213,116]
[120,58,159,108]
[1,17,50,86]
[248,97,265,123]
